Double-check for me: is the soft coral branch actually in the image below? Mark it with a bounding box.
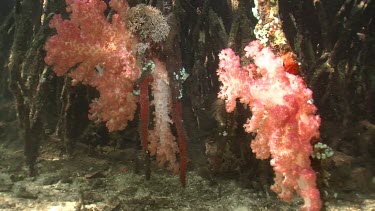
[148,59,179,173]
[44,0,140,131]
[217,40,322,211]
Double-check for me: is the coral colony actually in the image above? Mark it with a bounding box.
[217,40,322,211]
[44,0,186,184]
[44,0,139,132]
[45,0,322,210]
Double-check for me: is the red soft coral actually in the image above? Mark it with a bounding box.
[45,0,140,131]
[217,40,321,211]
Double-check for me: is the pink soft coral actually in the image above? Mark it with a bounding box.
[148,59,179,173]
[44,0,140,131]
[217,40,322,211]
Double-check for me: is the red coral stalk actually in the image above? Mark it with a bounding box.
[172,100,187,188]
[140,75,153,150]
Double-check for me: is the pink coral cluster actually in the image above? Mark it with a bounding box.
[217,40,322,211]
[44,0,140,131]
[45,0,183,180]
[148,59,179,173]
